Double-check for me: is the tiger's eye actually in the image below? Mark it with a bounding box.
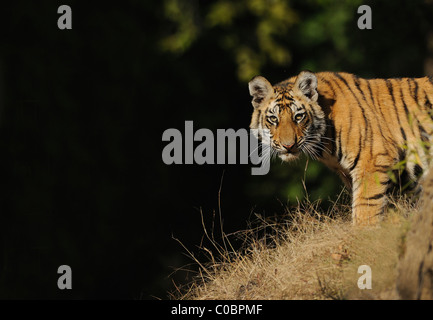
[294,113,304,122]
[268,115,278,123]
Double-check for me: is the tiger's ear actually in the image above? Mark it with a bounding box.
[294,71,318,102]
[248,76,274,109]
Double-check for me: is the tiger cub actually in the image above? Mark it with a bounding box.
[248,71,433,225]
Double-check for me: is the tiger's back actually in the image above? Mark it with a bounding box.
[248,71,433,225]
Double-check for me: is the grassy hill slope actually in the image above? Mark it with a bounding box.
[175,198,417,300]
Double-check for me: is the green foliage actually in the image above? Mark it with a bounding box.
[160,0,199,53]
[160,0,298,81]
[160,0,366,81]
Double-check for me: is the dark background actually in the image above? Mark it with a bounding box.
[0,0,432,299]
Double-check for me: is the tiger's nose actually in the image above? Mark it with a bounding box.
[282,142,295,151]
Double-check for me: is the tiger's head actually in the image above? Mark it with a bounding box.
[248,71,327,162]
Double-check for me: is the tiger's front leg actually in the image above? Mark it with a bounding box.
[351,167,390,226]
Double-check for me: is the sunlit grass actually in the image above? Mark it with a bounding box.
[171,194,417,300]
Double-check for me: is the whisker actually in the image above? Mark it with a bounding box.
[300,136,332,156]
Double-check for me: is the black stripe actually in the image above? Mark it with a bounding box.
[386,79,396,105]
[336,127,343,162]
[349,133,362,172]
[366,80,375,106]
[387,79,407,142]
[419,89,431,114]
[327,118,336,155]
[413,79,419,103]
[418,124,430,152]
[380,179,390,186]
[414,164,423,177]
[373,169,392,174]
[353,75,368,104]
[349,151,360,172]
[319,77,337,97]
[400,128,407,141]
[406,78,413,98]
[407,78,414,101]
[397,148,407,163]
[425,96,433,109]
[423,88,433,119]
[374,165,390,170]
[399,87,410,118]
[418,123,428,138]
[425,95,433,121]
[364,193,384,200]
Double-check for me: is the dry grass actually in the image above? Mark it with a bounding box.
[172,195,418,300]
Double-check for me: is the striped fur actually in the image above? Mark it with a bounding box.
[248,71,433,225]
